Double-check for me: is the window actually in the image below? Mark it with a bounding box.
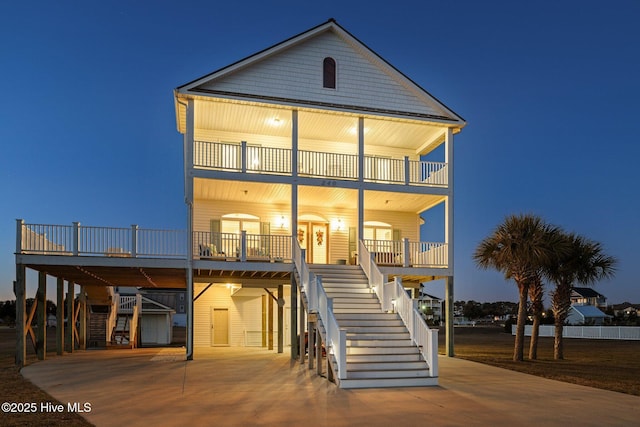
[323,57,336,89]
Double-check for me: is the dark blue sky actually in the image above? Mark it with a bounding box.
[2,1,639,304]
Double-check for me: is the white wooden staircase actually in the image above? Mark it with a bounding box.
[309,265,437,388]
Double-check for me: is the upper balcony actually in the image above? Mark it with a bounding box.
[192,140,448,187]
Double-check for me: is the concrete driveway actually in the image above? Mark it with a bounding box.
[21,347,640,426]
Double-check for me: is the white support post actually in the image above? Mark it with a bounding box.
[16,219,24,254]
[358,117,364,183]
[72,222,80,256]
[185,98,195,361]
[291,110,298,178]
[240,230,247,261]
[403,237,410,267]
[131,224,138,258]
[404,156,410,185]
[241,141,247,173]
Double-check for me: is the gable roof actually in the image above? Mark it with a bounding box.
[570,305,608,318]
[176,19,465,126]
[572,287,606,299]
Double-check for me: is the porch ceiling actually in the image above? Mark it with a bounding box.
[23,263,186,289]
[188,98,448,154]
[194,179,444,213]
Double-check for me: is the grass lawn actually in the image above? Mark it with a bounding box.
[444,326,640,396]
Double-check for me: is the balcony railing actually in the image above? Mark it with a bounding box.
[193,140,447,186]
[17,222,447,268]
[362,239,448,268]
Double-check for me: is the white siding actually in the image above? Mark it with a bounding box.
[198,31,448,119]
[194,284,291,347]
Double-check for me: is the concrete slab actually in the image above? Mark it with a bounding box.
[21,347,640,426]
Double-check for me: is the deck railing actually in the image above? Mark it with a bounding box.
[193,230,292,261]
[362,239,448,268]
[18,221,445,268]
[192,140,447,186]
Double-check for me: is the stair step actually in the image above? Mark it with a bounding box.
[347,346,421,355]
[346,332,411,340]
[324,287,372,293]
[338,377,438,389]
[325,293,376,299]
[347,369,430,379]
[347,339,414,347]
[344,326,407,333]
[335,313,399,320]
[347,361,428,371]
[333,305,380,313]
[340,319,405,327]
[347,353,424,363]
[333,299,381,306]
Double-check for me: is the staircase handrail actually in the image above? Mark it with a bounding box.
[358,240,390,311]
[292,238,346,380]
[119,295,137,313]
[107,292,119,343]
[316,274,347,380]
[387,277,438,378]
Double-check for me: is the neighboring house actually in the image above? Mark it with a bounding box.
[611,302,640,317]
[571,287,607,309]
[15,20,465,387]
[566,304,610,326]
[417,292,442,323]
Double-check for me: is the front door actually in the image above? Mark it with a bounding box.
[297,222,328,264]
[211,307,229,346]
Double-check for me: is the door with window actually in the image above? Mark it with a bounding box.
[297,222,328,264]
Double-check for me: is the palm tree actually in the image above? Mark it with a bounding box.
[528,275,544,360]
[546,233,616,359]
[474,214,565,361]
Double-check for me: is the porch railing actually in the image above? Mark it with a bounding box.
[192,140,447,186]
[362,239,448,268]
[193,231,292,262]
[18,221,187,258]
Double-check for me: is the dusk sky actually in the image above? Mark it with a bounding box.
[1,1,639,305]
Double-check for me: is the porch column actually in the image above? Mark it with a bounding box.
[445,276,454,357]
[444,127,455,357]
[290,275,298,359]
[185,98,195,361]
[357,117,365,241]
[36,272,47,360]
[56,277,64,355]
[308,316,315,370]
[78,286,87,350]
[14,264,26,366]
[291,109,298,178]
[66,281,75,353]
[262,294,267,347]
[277,284,283,353]
[268,292,274,350]
[299,294,305,364]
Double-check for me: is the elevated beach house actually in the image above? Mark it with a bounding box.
[15,19,465,388]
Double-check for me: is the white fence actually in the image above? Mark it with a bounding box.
[516,325,640,340]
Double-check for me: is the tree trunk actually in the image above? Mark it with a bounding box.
[528,279,543,360]
[554,318,564,360]
[551,281,571,360]
[529,314,540,360]
[514,283,529,362]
